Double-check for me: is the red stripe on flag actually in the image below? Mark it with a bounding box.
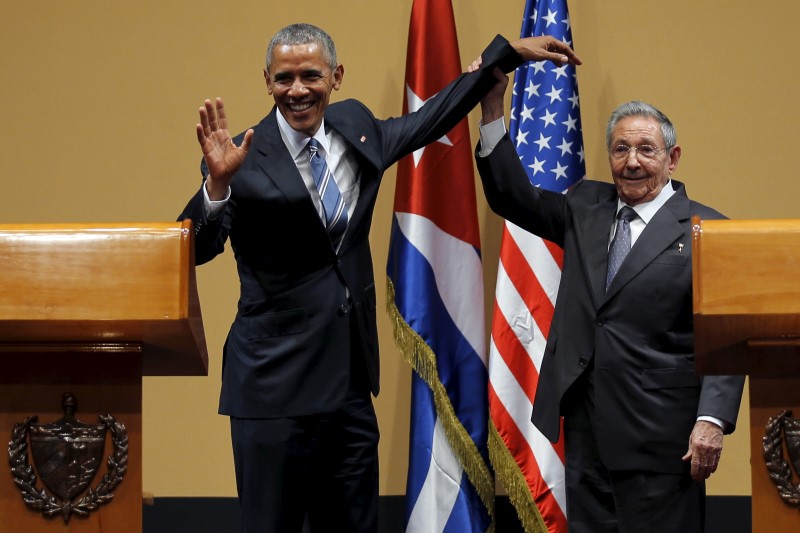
[489,383,568,531]
[498,229,555,342]
[490,300,539,404]
[542,238,564,269]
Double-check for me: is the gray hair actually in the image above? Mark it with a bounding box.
[266,23,337,71]
[605,100,677,149]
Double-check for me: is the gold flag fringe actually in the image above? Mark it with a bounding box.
[488,422,548,533]
[386,277,495,531]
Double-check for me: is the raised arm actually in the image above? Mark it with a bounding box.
[468,35,581,73]
[480,67,509,125]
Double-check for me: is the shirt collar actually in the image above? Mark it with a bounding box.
[276,110,330,159]
[616,179,676,223]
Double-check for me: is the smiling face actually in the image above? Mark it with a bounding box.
[608,115,681,206]
[264,42,343,137]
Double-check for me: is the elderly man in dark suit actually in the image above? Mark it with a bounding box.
[474,70,744,533]
[178,22,579,533]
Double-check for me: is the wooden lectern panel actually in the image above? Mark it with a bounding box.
[0,222,208,376]
[0,222,209,531]
[692,217,800,533]
[692,218,800,377]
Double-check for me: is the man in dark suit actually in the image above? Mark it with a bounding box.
[474,71,744,532]
[178,23,579,533]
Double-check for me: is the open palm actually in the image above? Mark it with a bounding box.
[196,97,253,198]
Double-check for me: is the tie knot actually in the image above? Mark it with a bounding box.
[618,206,637,223]
[307,138,321,156]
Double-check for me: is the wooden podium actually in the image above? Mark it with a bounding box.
[0,222,208,532]
[692,217,800,532]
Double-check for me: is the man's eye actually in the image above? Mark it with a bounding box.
[639,145,656,156]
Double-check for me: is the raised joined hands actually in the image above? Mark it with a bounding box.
[511,35,582,66]
[468,35,582,73]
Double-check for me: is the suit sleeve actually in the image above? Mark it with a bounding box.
[697,374,745,434]
[177,163,231,265]
[475,133,568,246]
[376,35,524,166]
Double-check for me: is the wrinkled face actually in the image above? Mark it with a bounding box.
[264,42,343,137]
[608,115,681,206]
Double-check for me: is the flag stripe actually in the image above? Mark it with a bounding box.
[489,339,567,491]
[396,212,486,362]
[489,383,567,526]
[491,282,542,403]
[406,375,464,530]
[488,343,567,522]
[499,228,556,348]
[507,223,563,304]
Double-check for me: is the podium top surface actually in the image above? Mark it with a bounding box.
[0,222,208,376]
[693,218,800,315]
[692,218,800,377]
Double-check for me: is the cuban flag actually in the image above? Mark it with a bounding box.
[386,0,493,531]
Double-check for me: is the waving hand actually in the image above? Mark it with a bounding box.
[196,97,254,200]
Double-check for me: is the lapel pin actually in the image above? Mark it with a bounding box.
[678,243,684,253]
[360,135,367,143]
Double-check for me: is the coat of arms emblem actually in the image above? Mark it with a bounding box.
[7,392,128,522]
[763,409,800,507]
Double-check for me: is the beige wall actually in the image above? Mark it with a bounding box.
[3,0,796,498]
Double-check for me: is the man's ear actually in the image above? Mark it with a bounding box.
[668,145,682,174]
[332,64,344,91]
[263,68,273,95]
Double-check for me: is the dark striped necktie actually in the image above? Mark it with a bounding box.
[307,138,348,248]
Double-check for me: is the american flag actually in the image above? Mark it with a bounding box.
[386,0,493,531]
[487,0,584,531]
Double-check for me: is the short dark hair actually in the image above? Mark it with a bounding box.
[266,23,337,71]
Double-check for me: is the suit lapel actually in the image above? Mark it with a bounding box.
[574,186,618,307]
[251,111,313,204]
[603,184,690,301]
[325,105,382,233]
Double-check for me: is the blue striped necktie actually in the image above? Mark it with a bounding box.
[307,138,348,247]
[606,206,637,290]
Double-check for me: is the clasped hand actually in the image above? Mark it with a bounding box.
[468,35,581,73]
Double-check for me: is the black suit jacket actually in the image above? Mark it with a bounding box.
[179,35,523,419]
[477,135,744,473]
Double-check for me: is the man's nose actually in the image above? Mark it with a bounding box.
[625,149,642,167]
[288,79,309,95]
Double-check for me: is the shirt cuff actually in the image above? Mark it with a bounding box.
[477,117,507,157]
[697,415,725,431]
[203,180,230,220]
